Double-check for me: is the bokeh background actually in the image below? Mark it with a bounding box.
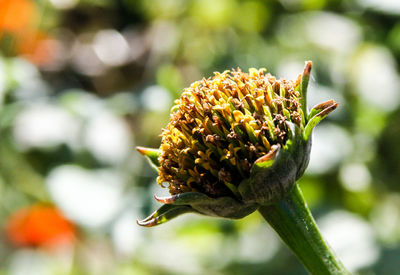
[0,0,400,274]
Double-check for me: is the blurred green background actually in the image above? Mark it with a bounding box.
[1,0,400,274]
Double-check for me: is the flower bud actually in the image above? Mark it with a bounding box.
[137,61,337,226]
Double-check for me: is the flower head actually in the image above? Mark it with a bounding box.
[137,61,337,226]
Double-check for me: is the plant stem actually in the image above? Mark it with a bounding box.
[258,183,349,275]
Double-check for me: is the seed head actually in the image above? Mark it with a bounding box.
[137,61,338,226]
[158,67,305,197]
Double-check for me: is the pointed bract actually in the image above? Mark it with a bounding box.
[137,204,196,227]
[136,147,160,171]
[299,61,312,120]
[308,100,336,119]
[304,102,338,140]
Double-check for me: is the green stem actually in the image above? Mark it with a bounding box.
[258,183,349,275]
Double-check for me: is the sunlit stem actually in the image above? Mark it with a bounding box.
[258,183,349,275]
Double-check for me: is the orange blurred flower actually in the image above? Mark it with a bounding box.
[0,0,56,65]
[0,0,37,33]
[5,205,76,248]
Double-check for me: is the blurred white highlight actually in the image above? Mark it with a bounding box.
[93,30,130,67]
[84,111,132,164]
[339,163,371,192]
[306,12,361,54]
[9,250,53,275]
[307,123,352,174]
[47,165,123,228]
[71,38,105,76]
[359,0,400,15]
[237,225,279,263]
[9,248,73,275]
[13,104,79,150]
[277,60,304,80]
[141,85,172,111]
[112,210,143,257]
[371,194,400,243]
[49,0,78,9]
[319,211,380,272]
[352,46,400,112]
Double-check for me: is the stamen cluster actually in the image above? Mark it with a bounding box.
[158,68,304,197]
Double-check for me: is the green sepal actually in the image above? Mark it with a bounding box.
[223,181,240,197]
[154,192,211,205]
[155,192,258,219]
[136,146,160,171]
[238,122,310,206]
[191,196,258,219]
[251,144,280,171]
[137,204,196,227]
[238,145,297,205]
[283,120,299,150]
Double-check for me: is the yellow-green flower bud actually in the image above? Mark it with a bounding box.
[137,61,337,226]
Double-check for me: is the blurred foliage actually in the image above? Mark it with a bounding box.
[1,0,400,274]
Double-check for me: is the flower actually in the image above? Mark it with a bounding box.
[5,204,76,247]
[137,61,337,226]
[0,0,37,33]
[0,0,55,66]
